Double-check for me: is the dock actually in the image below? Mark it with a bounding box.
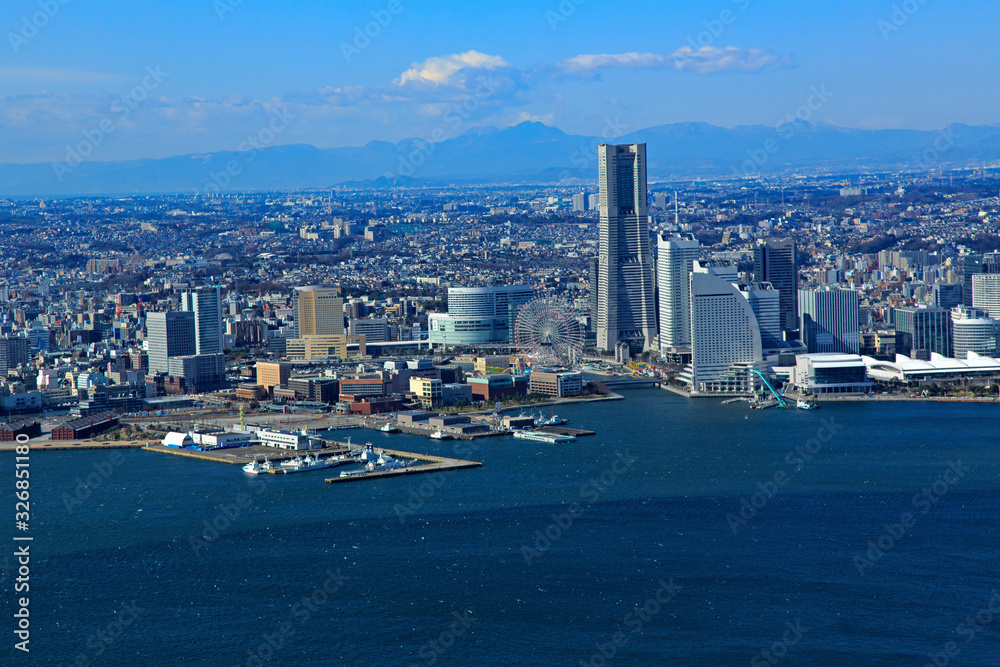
[531,425,595,437]
[324,445,482,484]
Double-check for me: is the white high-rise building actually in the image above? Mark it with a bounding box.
[799,288,860,355]
[971,274,1000,317]
[182,287,223,355]
[683,261,763,395]
[952,307,1000,359]
[740,283,782,354]
[596,144,657,353]
[656,232,700,357]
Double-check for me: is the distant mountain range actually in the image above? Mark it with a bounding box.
[4,121,1000,197]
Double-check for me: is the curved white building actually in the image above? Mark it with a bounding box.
[951,307,1000,359]
[428,286,535,347]
[684,262,763,395]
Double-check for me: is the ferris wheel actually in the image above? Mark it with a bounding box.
[513,297,584,367]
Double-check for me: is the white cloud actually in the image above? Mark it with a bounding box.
[554,47,794,76]
[667,46,794,74]
[395,50,511,87]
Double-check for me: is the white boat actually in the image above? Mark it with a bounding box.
[359,444,379,462]
[429,428,452,440]
[283,454,351,474]
[513,430,576,444]
[242,460,262,474]
[796,399,818,410]
[339,468,369,478]
[280,456,306,468]
[541,412,567,426]
[379,422,400,433]
[366,453,407,472]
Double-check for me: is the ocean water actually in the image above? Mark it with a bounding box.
[2,391,1000,666]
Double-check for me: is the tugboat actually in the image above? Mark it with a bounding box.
[379,422,400,433]
[429,428,452,440]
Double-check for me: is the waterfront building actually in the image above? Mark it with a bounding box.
[741,283,782,354]
[428,286,534,347]
[799,288,860,355]
[656,232,700,359]
[146,311,196,375]
[753,238,798,331]
[529,370,584,398]
[893,306,953,359]
[683,261,763,395]
[793,353,871,395]
[951,307,1000,359]
[596,143,657,353]
[182,286,223,355]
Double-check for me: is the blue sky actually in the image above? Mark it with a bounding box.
[1,0,998,163]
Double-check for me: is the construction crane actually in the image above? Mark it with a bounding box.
[750,369,787,408]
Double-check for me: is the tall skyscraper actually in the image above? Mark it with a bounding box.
[182,286,223,354]
[656,232,700,358]
[893,307,952,359]
[146,311,196,375]
[294,286,345,337]
[753,238,798,331]
[962,253,983,307]
[588,257,600,324]
[971,274,1000,317]
[740,283,782,353]
[799,288,860,355]
[596,143,657,353]
[683,261,763,394]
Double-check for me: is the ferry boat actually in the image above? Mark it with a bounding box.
[513,430,576,444]
[429,428,452,440]
[379,422,400,433]
[540,412,567,426]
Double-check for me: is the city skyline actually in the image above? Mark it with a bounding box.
[3,0,1000,165]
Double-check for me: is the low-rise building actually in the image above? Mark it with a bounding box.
[793,354,871,395]
[529,370,584,398]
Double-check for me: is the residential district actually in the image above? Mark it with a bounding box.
[2,143,1000,444]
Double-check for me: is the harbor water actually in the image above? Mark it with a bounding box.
[3,390,1000,665]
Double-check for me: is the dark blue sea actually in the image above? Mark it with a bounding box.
[3,390,1000,666]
